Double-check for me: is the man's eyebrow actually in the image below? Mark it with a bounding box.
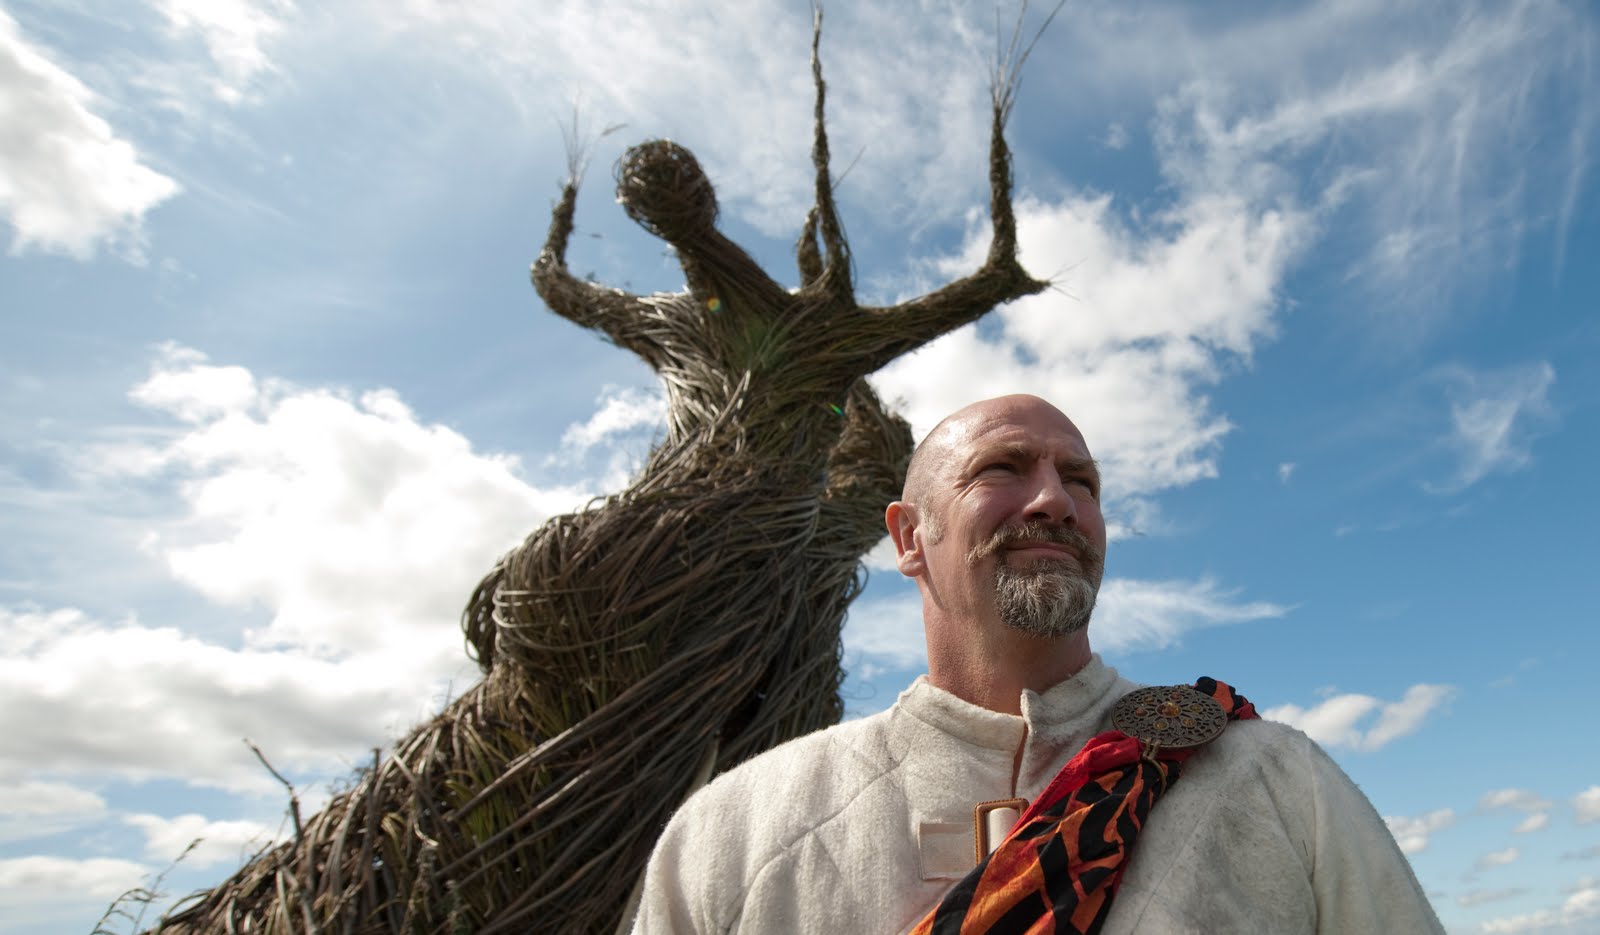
[1059,457,1101,489]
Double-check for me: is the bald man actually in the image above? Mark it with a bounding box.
[630,396,1442,934]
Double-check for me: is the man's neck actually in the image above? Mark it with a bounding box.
[925,627,1092,715]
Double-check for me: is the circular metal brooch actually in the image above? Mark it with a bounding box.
[1111,685,1228,751]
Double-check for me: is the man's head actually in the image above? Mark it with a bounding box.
[886,395,1106,640]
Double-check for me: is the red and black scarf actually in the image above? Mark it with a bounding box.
[910,678,1256,935]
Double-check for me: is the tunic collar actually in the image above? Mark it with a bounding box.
[894,654,1120,752]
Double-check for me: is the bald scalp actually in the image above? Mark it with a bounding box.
[901,411,962,504]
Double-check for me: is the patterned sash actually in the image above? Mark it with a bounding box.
[909,678,1256,935]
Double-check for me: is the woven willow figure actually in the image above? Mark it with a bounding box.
[153,15,1045,935]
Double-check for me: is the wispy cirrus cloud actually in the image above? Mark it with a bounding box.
[1427,361,1557,494]
[154,0,296,104]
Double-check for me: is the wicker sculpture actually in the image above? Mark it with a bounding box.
[151,14,1046,934]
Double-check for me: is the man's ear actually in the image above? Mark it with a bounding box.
[885,501,926,577]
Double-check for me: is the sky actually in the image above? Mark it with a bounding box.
[1,0,1597,931]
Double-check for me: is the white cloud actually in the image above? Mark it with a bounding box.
[554,384,666,488]
[842,594,925,674]
[1480,788,1555,813]
[558,385,665,454]
[842,576,1288,678]
[1092,577,1289,652]
[122,345,587,658]
[156,0,295,104]
[124,812,276,869]
[1126,0,1596,328]
[0,855,149,904]
[0,779,106,818]
[1102,122,1129,150]
[1514,813,1550,834]
[1482,877,1600,934]
[380,0,994,237]
[0,604,459,791]
[1383,807,1455,854]
[0,779,108,844]
[1475,846,1522,872]
[1459,888,1527,908]
[862,535,899,573]
[1479,787,1555,833]
[1428,361,1556,494]
[1574,786,1600,825]
[0,347,621,791]
[0,9,180,260]
[128,346,259,424]
[1263,683,1454,752]
[874,189,1304,502]
[1277,462,1295,484]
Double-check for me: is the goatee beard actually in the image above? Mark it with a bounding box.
[969,521,1104,638]
[994,562,1098,637]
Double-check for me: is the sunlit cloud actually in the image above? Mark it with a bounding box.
[0,346,631,793]
[1479,787,1554,835]
[1475,846,1522,872]
[0,855,149,904]
[1575,786,1600,825]
[1384,807,1455,854]
[1481,877,1600,934]
[124,812,276,869]
[0,9,179,260]
[1263,683,1454,752]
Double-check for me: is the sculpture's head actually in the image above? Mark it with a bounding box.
[615,140,720,243]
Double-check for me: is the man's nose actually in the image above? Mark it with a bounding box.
[1024,467,1077,527]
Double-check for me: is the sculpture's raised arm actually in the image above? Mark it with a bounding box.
[531,180,673,369]
[851,91,1047,373]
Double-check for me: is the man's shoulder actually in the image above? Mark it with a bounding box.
[1196,711,1320,775]
[673,707,903,832]
[1183,712,1366,818]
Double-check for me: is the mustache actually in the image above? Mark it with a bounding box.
[966,521,1103,569]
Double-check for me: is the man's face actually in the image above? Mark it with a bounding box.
[908,397,1107,637]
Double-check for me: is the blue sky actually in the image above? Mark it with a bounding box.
[1,0,1597,932]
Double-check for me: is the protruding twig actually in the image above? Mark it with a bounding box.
[803,4,853,299]
[245,738,323,935]
[246,738,303,844]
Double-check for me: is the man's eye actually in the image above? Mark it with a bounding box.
[981,462,1016,474]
